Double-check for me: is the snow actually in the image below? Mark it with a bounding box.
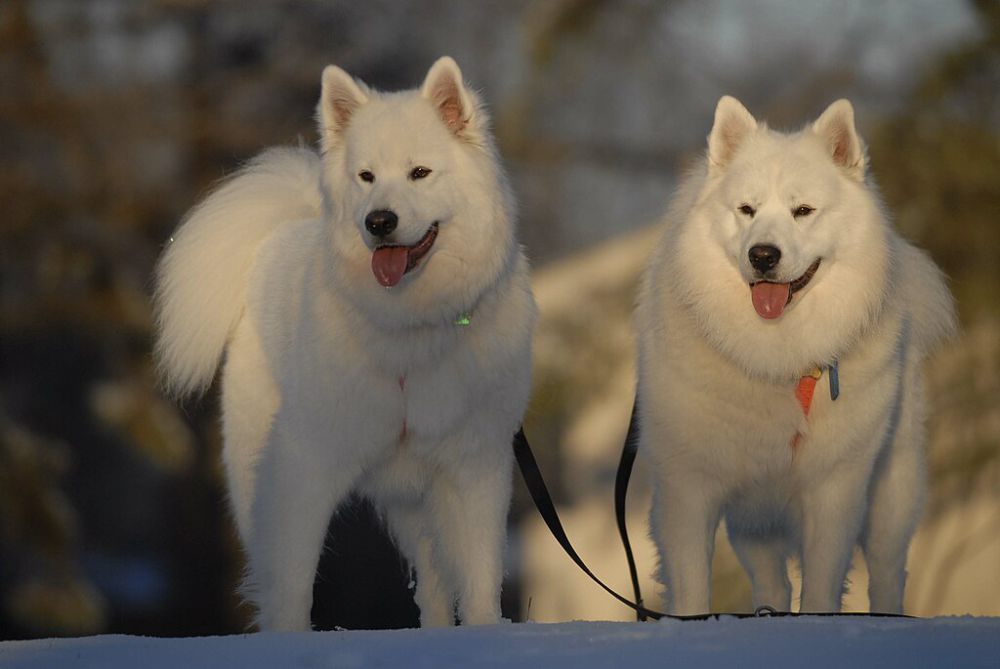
[2,617,997,669]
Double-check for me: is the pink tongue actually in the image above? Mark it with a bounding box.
[372,246,409,287]
[751,282,790,319]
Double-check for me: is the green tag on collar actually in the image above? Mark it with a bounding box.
[453,312,472,327]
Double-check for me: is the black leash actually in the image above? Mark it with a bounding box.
[614,398,646,621]
[516,424,750,621]
[513,427,667,621]
[513,408,915,621]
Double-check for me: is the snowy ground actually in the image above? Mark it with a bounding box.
[2,617,997,669]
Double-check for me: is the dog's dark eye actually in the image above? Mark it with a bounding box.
[409,166,432,180]
[359,170,375,183]
[793,205,814,218]
[738,204,756,217]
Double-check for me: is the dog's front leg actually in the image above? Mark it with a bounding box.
[245,430,358,631]
[384,501,456,627]
[862,371,927,614]
[650,473,724,616]
[798,465,873,612]
[426,436,513,625]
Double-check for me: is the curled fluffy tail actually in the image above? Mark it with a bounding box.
[154,147,323,398]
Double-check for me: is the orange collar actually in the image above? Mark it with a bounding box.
[795,362,840,416]
[791,362,840,449]
[795,367,824,416]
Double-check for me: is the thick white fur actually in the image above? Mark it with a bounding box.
[154,147,323,398]
[154,57,536,630]
[636,96,955,615]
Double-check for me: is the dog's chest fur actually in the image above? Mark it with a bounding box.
[641,290,908,488]
[246,217,528,466]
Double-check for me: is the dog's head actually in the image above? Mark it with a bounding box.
[315,57,517,323]
[676,96,892,377]
[705,96,885,320]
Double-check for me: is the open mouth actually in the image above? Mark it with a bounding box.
[749,258,821,319]
[370,222,439,288]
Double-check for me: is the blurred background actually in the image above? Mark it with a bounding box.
[1,0,997,639]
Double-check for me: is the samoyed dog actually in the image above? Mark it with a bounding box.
[635,96,955,615]
[154,57,536,630]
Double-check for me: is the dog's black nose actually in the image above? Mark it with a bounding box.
[365,209,398,238]
[748,244,782,273]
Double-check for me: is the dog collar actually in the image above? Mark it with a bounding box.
[794,361,840,417]
[791,361,839,450]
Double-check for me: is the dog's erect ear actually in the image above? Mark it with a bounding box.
[318,65,368,149]
[708,96,758,170]
[813,99,866,180]
[421,56,475,136]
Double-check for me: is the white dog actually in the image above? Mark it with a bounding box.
[635,96,955,614]
[154,57,536,630]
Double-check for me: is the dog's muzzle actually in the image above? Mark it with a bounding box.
[748,258,821,319]
[370,222,440,288]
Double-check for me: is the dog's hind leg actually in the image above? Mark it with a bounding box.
[384,501,456,627]
[862,371,927,614]
[727,527,792,611]
[221,319,279,546]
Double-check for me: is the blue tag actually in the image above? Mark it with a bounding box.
[829,360,840,401]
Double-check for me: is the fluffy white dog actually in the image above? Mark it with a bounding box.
[636,96,955,614]
[154,57,535,630]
